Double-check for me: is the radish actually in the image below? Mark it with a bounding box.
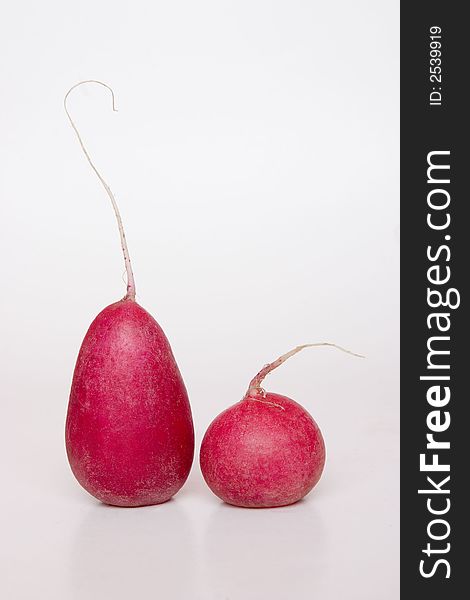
[200,343,363,508]
[64,81,194,507]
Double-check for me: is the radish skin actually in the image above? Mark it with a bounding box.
[67,299,193,507]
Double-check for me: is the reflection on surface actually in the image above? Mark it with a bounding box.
[68,500,195,600]
[203,499,328,600]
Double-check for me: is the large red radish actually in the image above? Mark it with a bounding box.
[64,81,194,507]
[200,343,362,508]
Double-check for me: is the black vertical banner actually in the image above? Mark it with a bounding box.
[401,2,467,597]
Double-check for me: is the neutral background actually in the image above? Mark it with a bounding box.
[0,1,399,598]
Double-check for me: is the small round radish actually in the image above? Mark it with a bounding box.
[200,343,362,508]
[64,81,194,507]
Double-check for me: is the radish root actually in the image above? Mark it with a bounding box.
[246,343,365,398]
[64,80,136,300]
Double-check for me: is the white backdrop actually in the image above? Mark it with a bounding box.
[0,1,399,598]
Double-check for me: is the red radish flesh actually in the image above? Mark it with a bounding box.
[64,81,194,507]
[200,343,362,508]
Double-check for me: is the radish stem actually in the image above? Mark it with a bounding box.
[64,80,136,300]
[246,343,364,398]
